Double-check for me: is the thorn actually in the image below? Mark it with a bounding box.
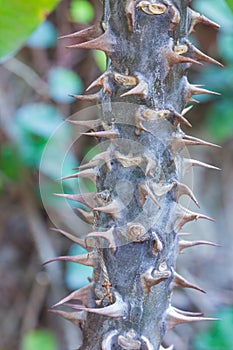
[93,199,122,219]
[82,130,120,139]
[68,119,101,130]
[86,72,112,94]
[141,336,154,350]
[165,46,201,69]
[175,205,216,231]
[76,207,94,225]
[181,135,221,149]
[43,252,96,267]
[137,2,167,15]
[85,227,116,252]
[48,309,86,326]
[71,292,128,318]
[69,92,101,103]
[102,330,119,350]
[59,22,103,40]
[179,239,220,253]
[172,270,206,293]
[118,333,141,350]
[138,182,161,207]
[121,76,148,98]
[57,169,97,184]
[66,30,115,54]
[52,283,94,308]
[166,306,218,330]
[173,181,200,207]
[173,111,192,127]
[50,228,86,249]
[182,105,194,115]
[187,42,223,67]
[184,158,221,173]
[141,266,171,294]
[149,182,174,197]
[54,192,97,209]
[189,8,220,34]
[189,84,220,97]
[79,151,112,172]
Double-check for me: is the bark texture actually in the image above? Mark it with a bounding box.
[48,1,221,349]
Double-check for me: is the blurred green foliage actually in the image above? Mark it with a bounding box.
[70,0,94,24]
[0,0,61,61]
[193,307,233,350]
[21,329,57,350]
[194,0,233,142]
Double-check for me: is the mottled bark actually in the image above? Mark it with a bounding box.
[48,1,221,349]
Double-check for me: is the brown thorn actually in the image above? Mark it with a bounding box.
[174,181,200,207]
[93,199,122,219]
[76,208,95,225]
[121,77,148,98]
[53,192,97,209]
[66,30,115,54]
[172,270,206,293]
[42,252,96,267]
[189,8,220,34]
[85,227,116,252]
[82,130,120,139]
[50,228,86,249]
[59,22,103,40]
[52,283,94,308]
[57,168,97,184]
[179,239,220,253]
[69,92,101,103]
[70,292,128,318]
[166,306,219,330]
[184,158,221,172]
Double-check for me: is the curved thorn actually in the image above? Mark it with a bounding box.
[43,252,96,267]
[71,292,128,318]
[69,92,101,103]
[52,283,94,308]
[179,239,220,253]
[174,181,200,207]
[172,270,206,293]
[50,228,86,249]
[59,22,103,40]
[66,30,115,54]
[166,306,219,330]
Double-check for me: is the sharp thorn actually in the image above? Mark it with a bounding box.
[52,283,94,308]
[70,292,128,318]
[179,239,220,253]
[43,252,96,267]
[50,228,86,249]
[82,130,120,139]
[48,309,86,326]
[172,270,206,293]
[59,22,103,40]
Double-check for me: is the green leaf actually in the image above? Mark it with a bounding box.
[206,100,233,142]
[65,244,93,290]
[70,0,94,24]
[21,329,57,350]
[27,20,57,48]
[193,307,233,350]
[226,0,233,11]
[93,50,107,73]
[48,67,83,103]
[0,0,61,62]
[0,144,20,181]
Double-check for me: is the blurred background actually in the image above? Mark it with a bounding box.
[0,0,233,349]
